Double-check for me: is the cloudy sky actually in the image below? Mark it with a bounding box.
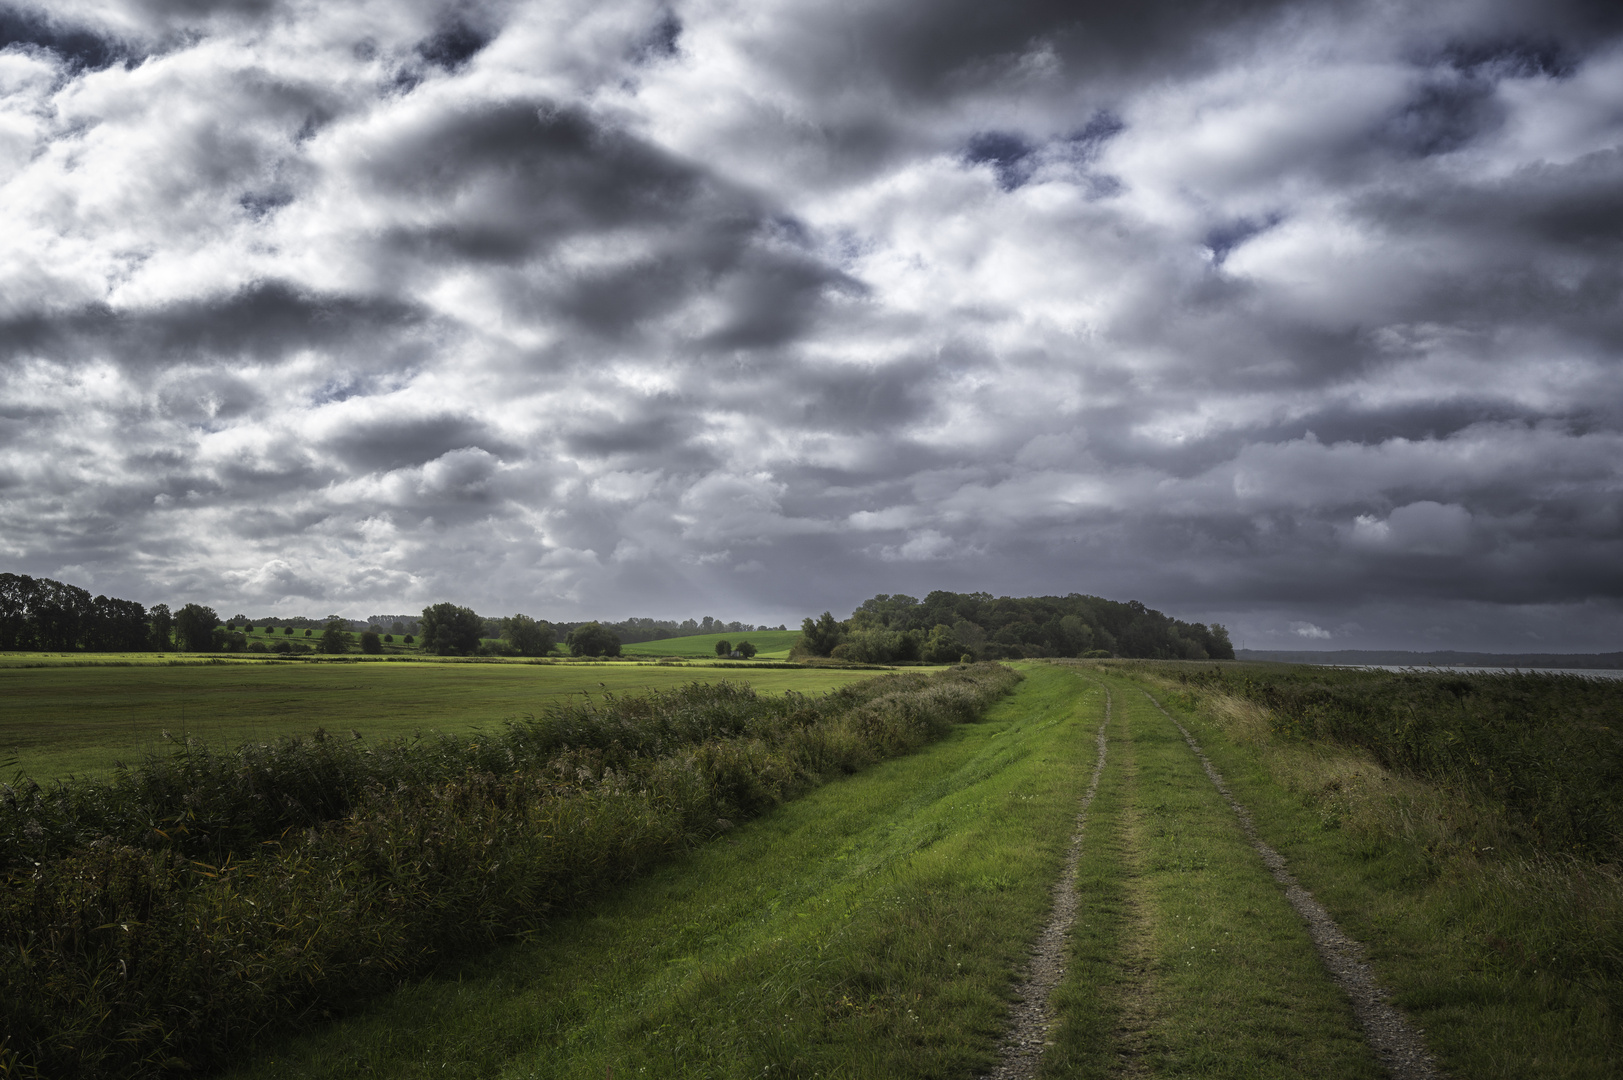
[1,0,1621,650]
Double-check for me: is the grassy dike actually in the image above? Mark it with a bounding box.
[1113,665,1619,1080]
[218,664,1104,1079]
[1041,672,1381,1079]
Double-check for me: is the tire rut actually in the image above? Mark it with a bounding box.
[1141,690,1444,1080]
[979,689,1112,1080]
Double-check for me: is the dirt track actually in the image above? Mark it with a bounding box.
[981,672,1443,1079]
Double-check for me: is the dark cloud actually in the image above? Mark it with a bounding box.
[0,0,1618,650]
[416,13,495,71]
[319,413,513,473]
[0,6,127,68]
[0,284,428,369]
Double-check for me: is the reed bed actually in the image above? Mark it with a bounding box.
[0,665,1019,1078]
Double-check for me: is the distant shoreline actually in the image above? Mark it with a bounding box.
[1235,648,1623,669]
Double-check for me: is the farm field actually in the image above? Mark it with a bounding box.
[4,661,1614,1078]
[218,663,1616,1079]
[624,629,802,658]
[0,657,884,780]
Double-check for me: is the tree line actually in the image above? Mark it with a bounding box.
[0,574,164,652]
[792,591,1234,664]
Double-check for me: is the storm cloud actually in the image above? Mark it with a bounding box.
[1,0,1620,650]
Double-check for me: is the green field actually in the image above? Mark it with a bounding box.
[224,663,1618,1078]
[623,629,802,659]
[0,656,882,780]
[4,660,1613,1078]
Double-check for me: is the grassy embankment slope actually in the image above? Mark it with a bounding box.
[1080,661,1619,1080]
[624,629,802,659]
[219,662,1617,1079]
[6,660,1611,1077]
[1,665,1019,1078]
[0,660,881,780]
[221,664,1386,1080]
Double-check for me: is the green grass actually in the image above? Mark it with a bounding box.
[1110,662,1619,1079]
[624,630,802,659]
[0,659,883,780]
[217,663,1099,1080]
[1042,674,1379,1079]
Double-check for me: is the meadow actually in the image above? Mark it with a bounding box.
[0,656,883,780]
[1,658,1615,1078]
[0,664,1018,1078]
[623,629,802,659]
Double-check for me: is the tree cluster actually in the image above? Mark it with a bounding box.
[792,591,1234,664]
[0,574,156,652]
[565,622,621,657]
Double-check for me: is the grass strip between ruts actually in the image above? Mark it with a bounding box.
[217,664,1103,1079]
[1041,673,1382,1079]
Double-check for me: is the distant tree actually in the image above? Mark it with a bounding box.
[794,611,844,658]
[503,614,556,657]
[304,628,313,637]
[404,634,415,645]
[149,603,174,652]
[736,640,757,659]
[319,619,350,654]
[248,640,268,653]
[244,624,254,634]
[225,631,247,652]
[173,603,220,652]
[358,630,382,654]
[271,639,291,654]
[283,625,294,635]
[420,603,484,656]
[567,622,621,657]
[383,633,393,643]
[715,639,731,657]
[392,621,405,635]
[921,624,962,664]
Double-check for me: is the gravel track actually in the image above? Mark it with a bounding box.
[1143,690,1444,1080]
[979,690,1113,1080]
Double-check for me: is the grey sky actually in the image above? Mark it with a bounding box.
[1,0,1620,650]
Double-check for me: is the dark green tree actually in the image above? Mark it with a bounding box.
[921,624,963,664]
[735,640,757,659]
[420,603,483,655]
[566,622,621,657]
[715,639,731,657]
[502,614,556,657]
[358,630,382,654]
[149,603,174,652]
[795,611,844,657]
[173,603,220,652]
[319,619,350,654]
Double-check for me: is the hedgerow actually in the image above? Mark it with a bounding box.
[0,664,1019,1078]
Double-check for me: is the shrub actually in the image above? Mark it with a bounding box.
[359,631,382,654]
[0,666,1020,1077]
